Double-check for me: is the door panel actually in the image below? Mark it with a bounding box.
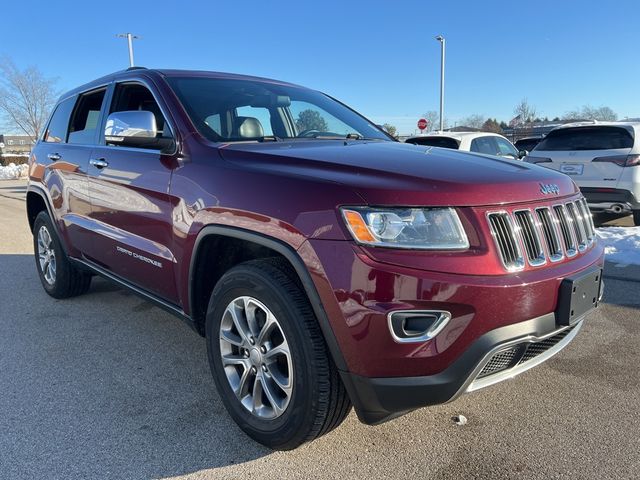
[32,143,93,252]
[86,147,179,302]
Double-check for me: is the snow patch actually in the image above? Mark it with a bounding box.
[596,227,640,265]
[0,163,29,180]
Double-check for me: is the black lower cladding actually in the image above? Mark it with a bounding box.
[339,312,577,426]
[580,187,640,209]
[556,267,602,326]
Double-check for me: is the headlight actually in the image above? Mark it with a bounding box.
[340,207,469,249]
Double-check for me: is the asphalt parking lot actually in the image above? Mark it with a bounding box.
[0,180,639,479]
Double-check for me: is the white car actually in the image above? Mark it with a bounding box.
[525,121,640,226]
[405,131,525,160]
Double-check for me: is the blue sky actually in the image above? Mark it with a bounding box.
[2,0,639,134]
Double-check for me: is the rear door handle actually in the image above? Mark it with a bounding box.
[47,153,61,161]
[89,158,109,169]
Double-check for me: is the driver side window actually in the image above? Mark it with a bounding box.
[107,83,172,148]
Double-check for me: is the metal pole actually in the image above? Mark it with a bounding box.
[127,33,134,67]
[435,35,445,132]
[116,33,140,68]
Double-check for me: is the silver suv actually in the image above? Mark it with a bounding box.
[525,122,640,225]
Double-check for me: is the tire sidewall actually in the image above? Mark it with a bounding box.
[206,266,323,447]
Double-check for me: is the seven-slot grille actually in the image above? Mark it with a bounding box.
[487,198,596,272]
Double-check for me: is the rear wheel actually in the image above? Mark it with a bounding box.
[205,258,351,450]
[633,210,640,226]
[33,211,91,298]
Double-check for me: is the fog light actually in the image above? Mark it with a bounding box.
[387,310,451,343]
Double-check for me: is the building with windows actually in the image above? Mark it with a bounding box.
[0,134,35,156]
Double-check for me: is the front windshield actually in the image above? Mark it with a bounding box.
[166,76,390,142]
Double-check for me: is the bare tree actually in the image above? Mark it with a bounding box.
[0,57,59,140]
[513,98,537,125]
[422,111,447,131]
[459,114,486,129]
[563,105,617,121]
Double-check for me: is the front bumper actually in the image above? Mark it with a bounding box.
[340,313,586,425]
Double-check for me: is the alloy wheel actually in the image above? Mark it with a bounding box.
[37,225,56,285]
[219,296,293,419]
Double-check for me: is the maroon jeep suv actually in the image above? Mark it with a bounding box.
[27,68,604,450]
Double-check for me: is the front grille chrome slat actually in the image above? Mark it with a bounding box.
[535,207,564,262]
[487,212,525,272]
[513,210,546,267]
[565,202,587,251]
[553,204,577,257]
[488,197,594,272]
[577,199,595,240]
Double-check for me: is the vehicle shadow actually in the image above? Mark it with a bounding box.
[0,254,271,479]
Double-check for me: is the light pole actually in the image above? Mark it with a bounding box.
[435,35,445,132]
[116,33,140,67]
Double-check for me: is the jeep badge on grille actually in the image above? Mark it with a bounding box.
[540,183,560,195]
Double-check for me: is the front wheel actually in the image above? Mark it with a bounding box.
[205,258,351,450]
[633,210,640,226]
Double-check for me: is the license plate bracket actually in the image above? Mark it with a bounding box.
[556,268,602,326]
[560,163,584,175]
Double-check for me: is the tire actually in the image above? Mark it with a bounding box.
[633,210,640,227]
[205,258,351,450]
[33,211,91,298]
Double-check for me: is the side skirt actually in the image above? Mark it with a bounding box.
[71,257,199,334]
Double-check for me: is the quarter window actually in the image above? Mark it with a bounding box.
[68,89,106,145]
[44,96,76,143]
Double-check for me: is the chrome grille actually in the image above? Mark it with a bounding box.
[513,210,545,266]
[536,207,563,261]
[487,213,524,271]
[488,197,595,271]
[565,202,587,250]
[553,204,577,256]
[577,199,596,240]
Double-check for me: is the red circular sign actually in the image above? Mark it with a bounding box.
[417,118,428,131]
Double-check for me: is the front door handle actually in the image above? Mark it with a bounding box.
[47,153,61,161]
[89,158,109,169]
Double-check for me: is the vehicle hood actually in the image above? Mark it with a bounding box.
[218,140,578,206]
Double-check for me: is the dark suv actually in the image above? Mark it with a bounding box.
[27,68,604,450]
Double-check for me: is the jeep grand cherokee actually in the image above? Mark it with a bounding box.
[27,68,604,450]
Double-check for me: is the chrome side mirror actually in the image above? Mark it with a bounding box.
[105,111,172,150]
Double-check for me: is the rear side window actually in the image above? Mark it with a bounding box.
[535,127,634,151]
[470,136,498,155]
[44,97,76,143]
[68,89,106,145]
[407,137,459,149]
